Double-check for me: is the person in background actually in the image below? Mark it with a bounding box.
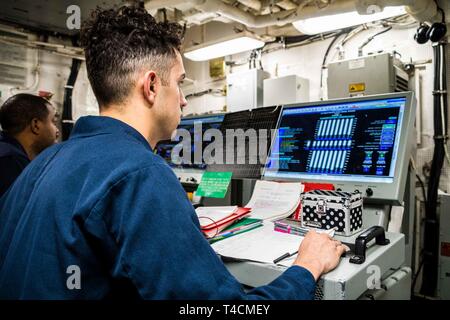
[0,93,59,197]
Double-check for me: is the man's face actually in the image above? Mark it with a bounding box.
[154,52,187,141]
[35,104,59,152]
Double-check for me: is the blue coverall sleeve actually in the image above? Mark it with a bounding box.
[86,164,316,299]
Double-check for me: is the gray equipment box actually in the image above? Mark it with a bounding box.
[327,52,409,99]
[226,69,267,112]
[438,194,450,300]
[263,75,309,107]
[301,190,363,236]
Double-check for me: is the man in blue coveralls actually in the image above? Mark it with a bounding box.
[0,94,59,197]
[0,6,346,299]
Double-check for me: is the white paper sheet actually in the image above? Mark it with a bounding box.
[211,222,304,264]
[245,181,304,220]
[212,223,336,266]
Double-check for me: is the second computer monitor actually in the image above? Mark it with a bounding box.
[155,114,224,170]
[263,92,416,203]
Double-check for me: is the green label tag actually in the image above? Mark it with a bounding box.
[195,172,232,198]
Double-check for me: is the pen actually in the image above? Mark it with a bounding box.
[273,251,297,264]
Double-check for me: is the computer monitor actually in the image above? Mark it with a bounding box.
[263,92,416,203]
[155,114,224,170]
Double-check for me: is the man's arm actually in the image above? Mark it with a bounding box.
[85,164,342,299]
[245,230,348,299]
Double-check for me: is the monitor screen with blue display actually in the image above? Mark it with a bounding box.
[263,92,415,203]
[155,114,224,170]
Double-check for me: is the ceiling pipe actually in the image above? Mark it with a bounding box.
[404,0,440,23]
[145,0,187,8]
[146,0,357,28]
[237,0,262,12]
[355,0,440,22]
[277,0,299,11]
[145,0,441,29]
[146,0,259,25]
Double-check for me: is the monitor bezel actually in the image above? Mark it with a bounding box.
[262,92,416,204]
[156,113,225,169]
[178,113,226,126]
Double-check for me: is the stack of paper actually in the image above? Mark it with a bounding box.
[195,206,251,238]
[245,180,304,221]
[211,221,336,266]
[211,222,303,264]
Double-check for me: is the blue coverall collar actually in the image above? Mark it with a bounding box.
[70,116,153,151]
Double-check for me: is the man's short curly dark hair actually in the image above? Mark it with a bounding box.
[0,94,51,135]
[80,6,183,107]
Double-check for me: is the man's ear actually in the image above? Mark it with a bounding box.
[143,70,158,107]
[30,118,40,135]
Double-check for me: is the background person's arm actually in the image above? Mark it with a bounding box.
[0,156,28,197]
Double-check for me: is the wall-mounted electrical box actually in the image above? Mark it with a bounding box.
[226,69,267,112]
[327,52,409,99]
[263,75,309,106]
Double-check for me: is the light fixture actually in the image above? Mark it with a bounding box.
[292,6,407,35]
[183,32,265,62]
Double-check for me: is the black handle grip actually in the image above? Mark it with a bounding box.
[349,226,390,264]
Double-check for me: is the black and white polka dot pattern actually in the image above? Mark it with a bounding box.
[301,190,363,236]
[305,190,362,205]
[350,206,363,231]
[302,205,346,232]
